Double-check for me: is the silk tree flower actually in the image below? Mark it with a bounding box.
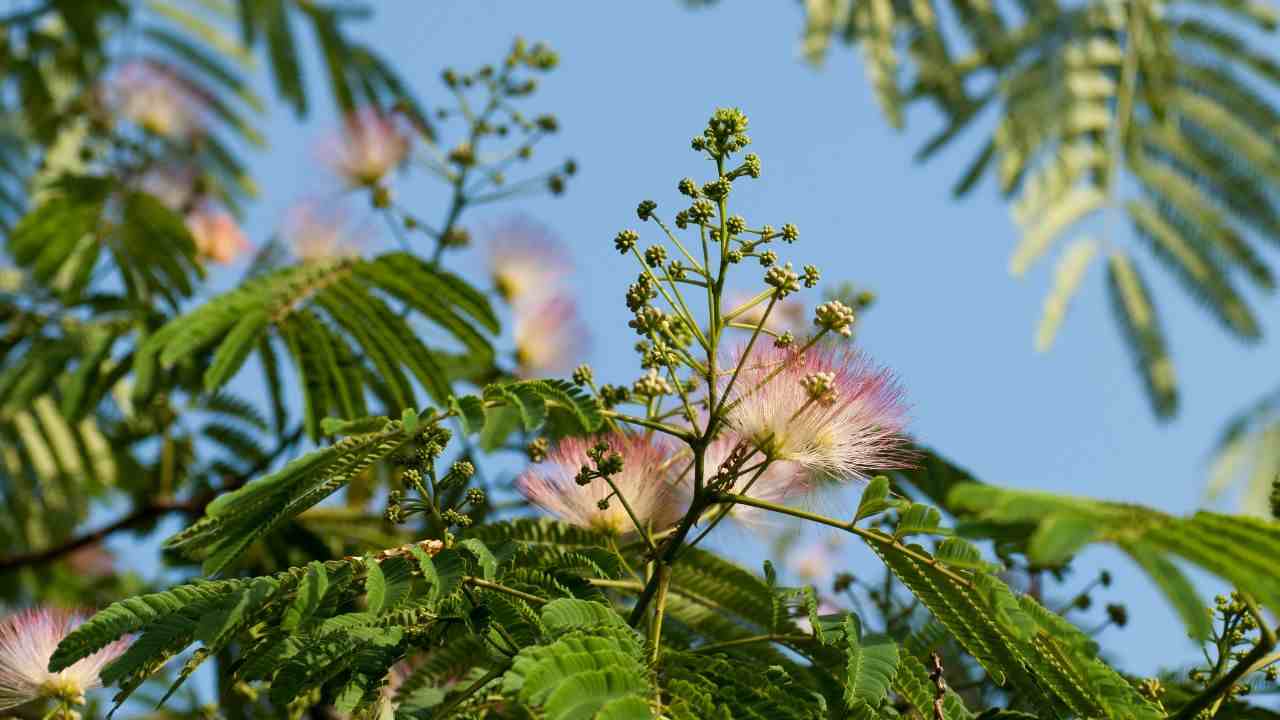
[283,202,363,262]
[699,433,811,525]
[513,294,588,377]
[723,344,910,484]
[0,608,129,710]
[186,204,251,265]
[487,218,571,304]
[787,538,842,584]
[139,164,199,212]
[105,61,203,139]
[515,433,686,534]
[322,108,411,187]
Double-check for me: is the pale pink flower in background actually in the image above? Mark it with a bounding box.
[727,291,806,335]
[105,61,203,139]
[514,295,588,377]
[139,164,198,212]
[723,344,910,484]
[699,432,811,525]
[0,608,129,710]
[516,433,687,534]
[787,538,842,584]
[322,108,411,187]
[487,218,571,304]
[283,202,363,262]
[186,205,251,265]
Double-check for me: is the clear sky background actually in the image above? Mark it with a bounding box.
[117,1,1280,684]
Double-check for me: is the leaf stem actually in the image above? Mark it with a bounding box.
[690,633,813,654]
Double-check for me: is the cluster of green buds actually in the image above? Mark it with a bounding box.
[383,427,479,539]
[582,106,881,442]
[385,37,576,260]
[575,441,625,489]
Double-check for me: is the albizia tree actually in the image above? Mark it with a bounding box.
[2,3,1280,720]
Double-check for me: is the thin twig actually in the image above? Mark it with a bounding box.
[929,652,947,720]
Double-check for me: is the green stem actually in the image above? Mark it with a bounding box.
[691,633,812,654]
[464,577,548,606]
[648,565,671,663]
[602,411,693,440]
[599,472,657,554]
[431,660,510,718]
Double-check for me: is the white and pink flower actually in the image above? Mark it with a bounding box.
[322,108,411,187]
[516,433,687,534]
[700,432,811,525]
[105,61,203,139]
[514,294,588,378]
[722,344,910,484]
[0,608,128,710]
[283,202,363,262]
[487,218,571,304]
[186,204,251,265]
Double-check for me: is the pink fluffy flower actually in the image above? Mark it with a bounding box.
[722,344,910,483]
[139,164,198,212]
[787,538,842,584]
[516,433,687,534]
[105,61,203,139]
[514,294,588,377]
[186,205,251,265]
[0,608,129,710]
[700,432,810,524]
[322,108,411,186]
[283,202,363,262]
[487,218,571,304]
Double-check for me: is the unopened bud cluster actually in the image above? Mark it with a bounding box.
[814,300,856,337]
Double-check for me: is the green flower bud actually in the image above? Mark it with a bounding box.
[802,264,821,288]
[701,178,731,201]
[814,300,856,337]
[678,178,699,197]
[527,437,550,463]
[442,226,471,247]
[758,250,777,267]
[632,368,673,397]
[781,223,799,243]
[535,114,559,132]
[688,199,715,224]
[615,229,639,254]
[644,245,667,268]
[448,143,476,167]
[637,200,657,221]
[1106,603,1128,627]
[572,364,594,386]
[726,215,746,235]
[765,263,800,296]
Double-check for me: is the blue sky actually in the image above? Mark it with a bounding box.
[123,1,1280,682]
